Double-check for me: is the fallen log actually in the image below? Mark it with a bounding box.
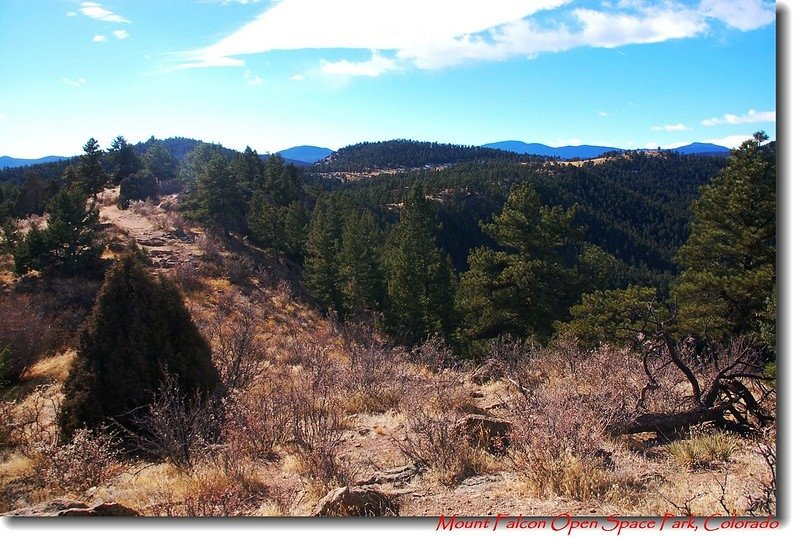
[611,404,733,436]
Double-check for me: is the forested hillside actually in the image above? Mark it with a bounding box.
[0,133,775,517]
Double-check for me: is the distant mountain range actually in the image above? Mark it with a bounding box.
[482,141,730,159]
[277,145,333,164]
[0,139,729,172]
[0,155,70,169]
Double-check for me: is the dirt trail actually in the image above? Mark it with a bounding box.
[98,188,203,269]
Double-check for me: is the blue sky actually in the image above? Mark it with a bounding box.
[0,0,777,158]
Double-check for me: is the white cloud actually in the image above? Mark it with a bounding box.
[209,0,262,4]
[66,11,77,17]
[652,123,689,132]
[320,51,399,78]
[79,2,130,23]
[702,134,753,148]
[93,34,107,42]
[243,70,264,85]
[112,29,130,40]
[598,111,608,117]
[701,109,776,126]
[176,0,774,73]
[699,0,774,31]
[62,77,86,87]
[0,112,8,120]
[289,73,305,81]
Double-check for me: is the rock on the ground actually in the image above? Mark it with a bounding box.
[455,414,512,453]
[468,359,506,385]
[4,500,139,517]
[356,464,421,486]
[312,486,398,516]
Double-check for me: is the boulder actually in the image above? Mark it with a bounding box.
[455,414,512,453]
[312,486,398,516]
[5,500,139,517]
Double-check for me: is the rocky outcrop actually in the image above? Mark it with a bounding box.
[5,500,139,517]
[455,414,512,453]
[312,486,398,516]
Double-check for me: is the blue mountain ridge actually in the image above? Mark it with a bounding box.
[482,140,730,159]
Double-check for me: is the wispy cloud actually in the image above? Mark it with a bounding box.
[320,51,399,78]
[207,0,262,4]
[243,70,263,85]
[702,134,753,148]
[0,112,8,120]
[62,77,86,87]
[701,109,776,126]
[93,34,107,43]
[289,73,305,81]
[598,111,608,117]
[79,2,130,24]
[175,0,773,74]
[698,0,775,31]
[112,29,130,40]
[652,123,689,132]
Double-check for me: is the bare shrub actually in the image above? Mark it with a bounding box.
[40,427,124,492]
[0,294,56,384]
[14,386,60,458]
[0,400,14,449]
[411,334,458,371]
[199,292,269,392]
[196,234,224,265]
[171,261,204,292]
[286,379,348,485]
[97,189,119,207]
[223,384,291,461]
[150,467,269,516]
[507,380,613,499]
[343,339,402,414]
[129,199,159,218]
[399,406,490,486]
[153,212,190,240]
[747,427,776,515]
[128,376,222,470]
[224,254,254,286]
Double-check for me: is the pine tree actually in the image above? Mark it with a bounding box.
[109,136,141,186]
[456,183,587,349]
[182,147,242,236]
[78,138,109,199]
[232,146,264,204]
[338,209,384,316]
[58,249,220,442]
[673,133,776,346]
[304,196,344,313]
[13,187,103,275]
[119,169,158,208]
[142,139,177,182]
[384,183,455,346]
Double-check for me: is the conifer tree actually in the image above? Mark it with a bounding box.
[142,139,177,182]
[673,133,776,346]
[338,209,384,316]
[13,187,103,275]
[78,138,109,199]
[58,249,220,442]
[304,196,344,313]
[384,183,455,346]
[456,183,587,348]
[109,136,141,186]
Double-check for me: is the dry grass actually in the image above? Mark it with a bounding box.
[667,432,741,470]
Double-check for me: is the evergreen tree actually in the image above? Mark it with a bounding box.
[78,138,109,199]
[673,133,776,346]
[58,249,220,442]
[232,146,264,204]
[384,183,455,346]
[142,139,178,182]
[456,183,588,349]
[119,169,158,208]
[181,147,242,235]
[109,136,141,186]
[304,197,344,313]
[13,187,103,275]
[338,209,384,316]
